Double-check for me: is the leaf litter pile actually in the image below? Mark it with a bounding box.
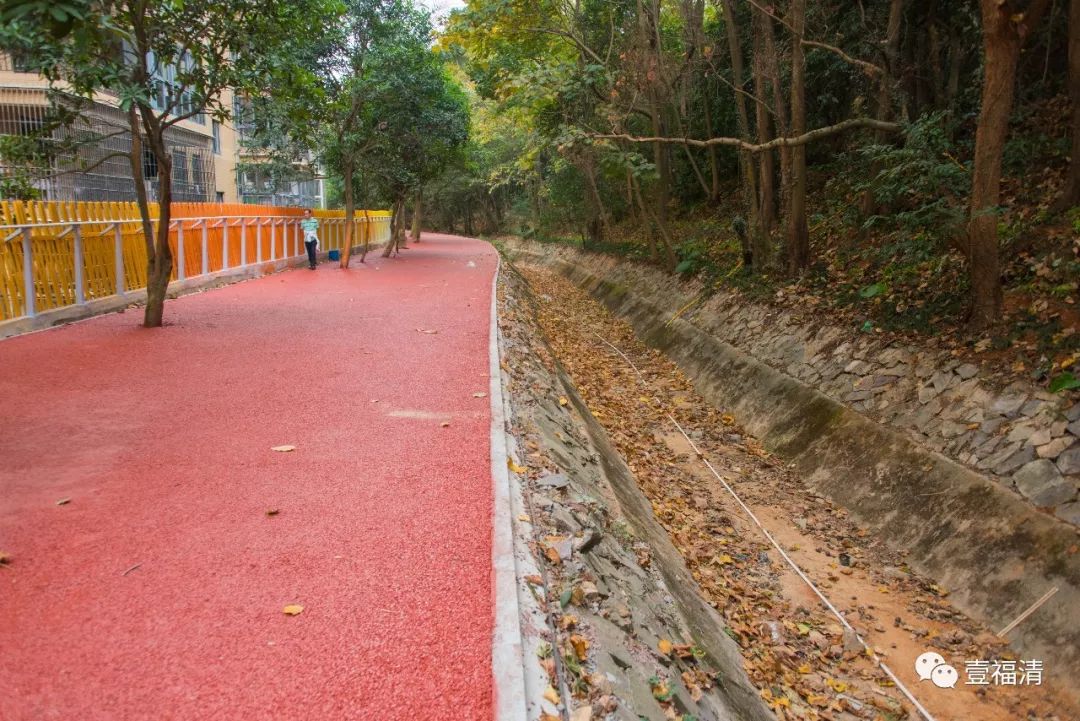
[513,262,1073,721]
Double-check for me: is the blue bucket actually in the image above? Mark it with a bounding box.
[328,249,340,261]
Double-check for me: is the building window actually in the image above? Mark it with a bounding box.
[142,148,158,180]
[216,191,225,203]
[173,149,188,187]
[212,121,221,154]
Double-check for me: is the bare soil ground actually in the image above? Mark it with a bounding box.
[512,260,1078,721]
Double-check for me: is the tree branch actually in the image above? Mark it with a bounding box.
[589,116,901,153]
[801,40,884,77]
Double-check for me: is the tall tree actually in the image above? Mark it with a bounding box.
[967,0,1051,327]
[3,0,329,327]
[1054,0,1080,212]
[787,0,810,274]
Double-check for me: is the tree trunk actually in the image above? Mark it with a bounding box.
[859,0,905,220]
[383,196,406,257]
[1055,0,1080,212]
[760,7,791,230]
[751,9,776,234]
[142,126,173,328]
[581,156,607,248]
[411,190,423,242]
[702,96,721,203]
[720,0,766,268]
[340,162,355,268]
[787,0,810,275]
[968,0,1051,326]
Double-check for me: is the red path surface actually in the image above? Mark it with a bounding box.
[0,234,497,721]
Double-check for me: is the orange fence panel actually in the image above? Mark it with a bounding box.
[0,201,393,322]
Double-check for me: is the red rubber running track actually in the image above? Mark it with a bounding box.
[0,234,498,720]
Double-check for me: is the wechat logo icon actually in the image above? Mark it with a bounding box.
[915,651,958,689]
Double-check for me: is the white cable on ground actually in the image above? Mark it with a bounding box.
[594,333,939,721]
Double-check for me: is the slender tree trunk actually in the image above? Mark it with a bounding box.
[411,190,423,242]
[761,7,791,230]
[721,0,766,268]
[968,0,1051,326]
[580,156,607,248]
[860,0,905,220]
[787,0,810,275]
[945,22,964,117]
[702,96,721,203]
[141,118,173,328]
[630,172,660,262]
[340,162,355,268]
[383,196,405,257]
[1055,0,1080,211]
[751,9,776,234]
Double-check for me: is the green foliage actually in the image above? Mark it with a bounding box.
[1049,373,1080,393]
[854,113,971,245]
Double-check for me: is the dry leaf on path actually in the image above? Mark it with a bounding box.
[507,458,526,474]
[56,498,71,506]
[543,686,560,704]
[558,396,568,406]
[658,638,674,656]
[0,551,11,565]
[282,604,304,616]
[265,509,280,516]
[440,421,450,427]
[271,445,296,452]
[472,391,487,398]
[416,328,439,334]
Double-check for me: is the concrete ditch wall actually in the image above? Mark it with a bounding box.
[505,240,1080,683]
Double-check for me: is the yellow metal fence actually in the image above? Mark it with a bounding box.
[0,201,392,321]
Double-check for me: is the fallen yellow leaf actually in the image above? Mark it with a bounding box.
[282,604,304,616]
[559,396,569,406]
[543,686,560,704]
[658,638,673,656]
[569,634,589,660]
[508,458,526,474]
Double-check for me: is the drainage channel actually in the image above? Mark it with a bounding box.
[496,258,1075,721]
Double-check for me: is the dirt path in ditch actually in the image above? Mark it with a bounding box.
[514,262,1075,721]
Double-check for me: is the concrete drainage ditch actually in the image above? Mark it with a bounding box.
[495,243,1079,721]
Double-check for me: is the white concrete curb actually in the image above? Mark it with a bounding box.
[489,254,530,721]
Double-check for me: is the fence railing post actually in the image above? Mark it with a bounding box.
[73,224,85,305]
[114,225,125,296]
[293,219,299,257]
[269,220,276,261]
[201,219,209,276]
[222,221,229,269]
[240,219,248,266]
[21,227,35,317]
[177,221,186,281]
[256,220,263,263]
